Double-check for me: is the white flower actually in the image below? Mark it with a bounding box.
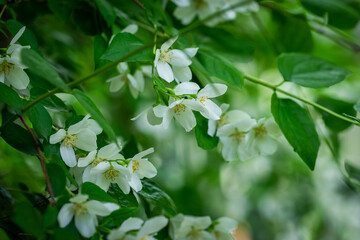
[84,161,131,193]
[108,216,168,240]
[175,82,228,120]
[127,148,157,192]
[154,36,198,83]
[0,26,30,90]
[211,217,237,240]
[49,115,103,167]
[107,62,146,98]
[78,143,124,168]
[170,214,214,240]
[207,103,230,136]
[216,111,256,161]
[57,194,119,238]
[246,118,280,156]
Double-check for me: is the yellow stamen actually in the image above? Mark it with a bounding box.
[254,124,267,138]
[0,61,14,74]
[73,203,88,217]
[174,104,186,115]
[232,129,245,142]
[217,115,229,126]
[104,169,119,181]
[199,96,208,105]
[63,134,78,147]
[132,160,140,173]
[92,157,103,167]
[159,50,172,63]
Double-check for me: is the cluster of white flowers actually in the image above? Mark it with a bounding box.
[0,27,30,91]
[50,115,158,193]
[170,214,238,240]
[172,0,259,26]
[209,105,280,161]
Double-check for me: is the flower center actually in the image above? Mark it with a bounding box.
[132,160,140,173]
[104,168,119,181]
[159,50,172,63]
[195,0,207,9]
[0,61,14,74]
[174,104,186,115]
[199,96,208,105]
[140,236,149,240]
[232,129,245,142]
[73,203,88,217]
[63,134,78,147]
[189,229,201,238]
[92,157,104,167]
[254,124,267,138]
[217,115,229,126]
[122,75,129,83]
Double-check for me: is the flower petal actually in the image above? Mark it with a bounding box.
[60,144,77,167]
[68,115,90,134]
[132,148,154,160]
[57,203,74,228]
[220,137,238,161]
[91,161,111,174]
[10,26,26,45]
[75,213,97,238]
[75,129,97,151]
[49,129,66,144]
[119,217,144,233]
[78,150,97,167]
[137,160,157,178]
[98,143,120,160]
[153,105,168,118]
[184,47,198,58]
[157,62,174,83]
[198,83,227,98]
[207,119,216,137]
[95,175,111,191]
[137,216,168,237]
[85,200,111,216]
[174,82,200,95]
[173,66,192,82]
[7,65,29,90]
[161,36,178,51]
[214,217,237,233]
[115,177,131,194]
[169,49,191,66]
[201,99,222,120]
[103,203,120,212]
[174,107,196,132]
[87,119,103,135]
[129,174,142,192]
[122,24,138,34]
[108,75,125,93]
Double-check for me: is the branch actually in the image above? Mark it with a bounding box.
[132,0,143,8]
[19,116,56,205]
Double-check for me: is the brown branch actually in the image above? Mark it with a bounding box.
[20,116,56,205]
[132,0,143,8]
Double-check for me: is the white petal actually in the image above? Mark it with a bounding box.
[201,100,222,120]
[161,36,178,51]
[78,150,97,167]
[214,217,237,233]
[147,107,163,125]
[207,120,216,137]
[127,73,140,90]
[119,218,144,233]
[162,109,174,129]
[156,62,174,83]
[138,216,168,237]
[117,62,128,73]
[216,124,235,137]
[173,66,192,82]
[103,203,120,212]
[98,143,120,160]
[220,137,238,161]
[122,24,138,34]
[182,99,204,112]
[108,229,125,240]
[184,47,198,58]
[174,107,196,132]
[153,105,168,118]
[70,194,89,203]
[115,177,131,194]
[68,115,89,134]
[0,72,5,83]
[10,26,26,45]
[258,136,277,155]
[172,0,190,7]
[57,203,74,228]
[95,175,111,191]
[91,161,111,174]
[174,82,200,95]
[198,84,227,98]
[174,6,197,25]
[85,200,111,216]
[132,147,154,160]
[109,76,126,93]
[7,65,29,90]
[232,116,257,132]
[60,144,77,167]
[75,129,97,151]
[154,49,160,67]
[169,50,191,66]
[49,129,66,144]
[129,174,142,192]
[137,160,157,178]
[191,216,212,230]
[75,213,97,238]
[87,119,103,135]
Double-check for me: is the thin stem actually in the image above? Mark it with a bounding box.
[244,74,360,126]
[0,4,7,19]
[19,116,56,205]
[132,0,143,8]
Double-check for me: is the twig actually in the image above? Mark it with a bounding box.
[0,4,7,19]
[132,0,143,8]
[19,116,56,205]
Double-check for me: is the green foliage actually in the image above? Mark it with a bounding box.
[0,82,25,114]
[108,184,138,207]
[278,53,351,88]
[101,207,138,228]
[95,0,116,27]
[11,202,44,238]
[81,182,117,203]
[21,48,69,91]
[0,185,13,218]
[194,112,219,150]
[47,163,66,196]
[27,103,53,139]
[43,205,59,229]
[6,20,38,49]
[271,93,320,170]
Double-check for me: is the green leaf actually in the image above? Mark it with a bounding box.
[101,207,138,228]
[0,82,25,113]
[95,0,116,26]
[278,53,351,88]
[0,185,14,218]
[27,104,53,139]
[30,88,67,111]
[0,122,37,155]
[317,96,356,132]
[196,51,244,87]
[271,93,320,170]
[138,179,177,217]
[94,34,110,69]
[42,205,58,229]
[53,226,81,240]
[6,20,38,49]
[194,112,219,150]
[46,163,66,196]
[300,0,360,29]
[273,12,313,52]
[73,89,117,143]
[81,182,117,203]
[345,162,360,182]
[108,184,139,208]
[21,48,69,91]
[101,32,153,62]
[11,202,44,238]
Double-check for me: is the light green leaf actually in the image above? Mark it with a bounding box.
[95,0,116,26]
[278,53,350,88]
[271,93,319,170]
[27,104,53,139]
[73,89,117,143]
[21,48,69,91]
[81,182,116,203]
[100,32,153,62]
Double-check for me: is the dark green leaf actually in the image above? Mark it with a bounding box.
[196,51,244,87]
[317,96,356,132]
[27,104,53,139]
[101,32,153,62]
[273,12,313,52]
[94,34,110,69]
[47,163,66,196]
[278,53,350,88]
[108,184,138,207]
[43,205,58,229]
[73,89,117,143]
[271,93,320,170]
[345,162,360,182]
[0,122,37,155]
[30,88,67,111]
[53,226,81,240]
[0,82,25,113]
[6,20,38,49]
[81,182,117,203]
[194,112,219,150]
[11,202,44,238]
[0,185,14,218]
[300,0,360,29]
[21,48,69,91]
[95,0,116,26]
[138,179,177,217]
[101,207,138,228]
